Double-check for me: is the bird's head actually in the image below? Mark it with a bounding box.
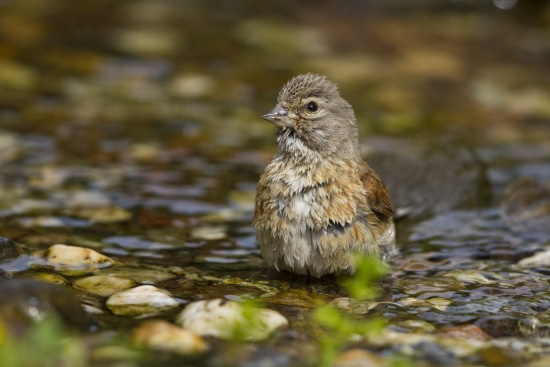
[262,73,360,159]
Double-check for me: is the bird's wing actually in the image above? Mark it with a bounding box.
[359,161,394,218]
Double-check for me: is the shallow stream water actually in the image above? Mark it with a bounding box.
[1,1,550,366]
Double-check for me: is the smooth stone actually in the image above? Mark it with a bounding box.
[175,299,288,341]
[94,267,177,283]
[398,297,453,311]
[132,320,207,354]
[436,324,492,341]
[41,244,115,273]
[22,272,69,285]
[106,285,179,316]
[474,315,542,338]
[518,249,550,267]
[261,289,331,308]
[440,269,503,284]
[72,275,136,297]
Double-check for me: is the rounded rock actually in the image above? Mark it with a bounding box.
[133,320,207,354]
[106,285,179,316]
[42,244,115,273]
[175,299,287,341]
[23,272,69,285]
[73,275,136,297]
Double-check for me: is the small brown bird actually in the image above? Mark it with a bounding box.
[253,73,396,277]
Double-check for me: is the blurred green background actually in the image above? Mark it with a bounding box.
[1,0,549,158]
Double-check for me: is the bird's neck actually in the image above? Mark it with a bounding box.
[271,136,362,191]
[276,128,361,167]
[267,154,362,196]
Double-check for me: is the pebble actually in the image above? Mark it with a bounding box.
[106,285,180,316]
[518,249,550,268]
[133,320,207,354]
[94,266,177,283]
[436,324,492,341]
[22,272,69,285]
[72,275,136,297]
[175,299,288,341]
[40,244,115,274]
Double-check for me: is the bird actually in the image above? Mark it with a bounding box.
[253,73,396,277]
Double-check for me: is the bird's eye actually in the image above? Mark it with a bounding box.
[306,101,318,112]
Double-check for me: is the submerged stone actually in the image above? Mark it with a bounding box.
[440,269,504,284]
[133,319,207,354]
[474,315,543,338]
[399,297,453,311]
[261,289,331,308]
[73,275,136,297]
[22,271,69,285]
[436,324,492,341]
[175,299,288,341]
[518,250,550,268]
[106,285,179,316]
[94,266,177,283]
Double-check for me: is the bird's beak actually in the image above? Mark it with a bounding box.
[261,104,292,128]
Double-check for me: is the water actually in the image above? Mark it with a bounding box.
[1,1,550,366]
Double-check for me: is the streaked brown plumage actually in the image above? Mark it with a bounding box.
[253,74,396,277]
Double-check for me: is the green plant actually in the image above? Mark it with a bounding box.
[0,317,86,367]
[312,254,389,367]
[342,254,389,301]
[230,298,266,341]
